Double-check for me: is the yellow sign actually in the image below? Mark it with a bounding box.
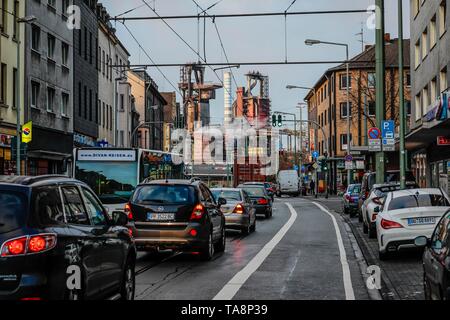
[22,121,32,144]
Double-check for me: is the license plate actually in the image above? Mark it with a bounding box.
[407,217,436,226]
[147,213,175,221]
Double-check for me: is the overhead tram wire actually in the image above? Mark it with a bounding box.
[110,9,374,22]
[119,22,183,97]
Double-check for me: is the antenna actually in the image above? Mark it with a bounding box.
[356,23,365,52]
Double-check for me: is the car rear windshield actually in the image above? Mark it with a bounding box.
[242,187,265,197]
[211,190,242,202]
[0,191,28,234]
[388,194,450,211]
[349,185,361,194]
[132,185,196,205]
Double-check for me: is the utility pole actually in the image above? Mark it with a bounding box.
[375,0,386,184]
[398,0,406,189]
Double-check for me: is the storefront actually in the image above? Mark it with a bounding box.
[0,132,17,175]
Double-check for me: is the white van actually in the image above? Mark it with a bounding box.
[277,170,300,197]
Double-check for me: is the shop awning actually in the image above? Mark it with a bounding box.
[27,150,72,161]
[406,118,450,151]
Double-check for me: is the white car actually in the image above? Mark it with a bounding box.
[362,183,418,239]
[376,188,450,260]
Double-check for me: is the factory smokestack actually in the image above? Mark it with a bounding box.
[223,72,233,126]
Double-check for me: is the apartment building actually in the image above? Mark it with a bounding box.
[406,0,449,188]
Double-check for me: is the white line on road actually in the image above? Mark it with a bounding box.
[312,202,355,300]
[213,203,298,300]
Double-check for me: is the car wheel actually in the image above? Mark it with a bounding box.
[368,225,376,239]
[379,251,389,261]
[363,222,368,234]
[215,227,226,253]
[120,259,135,301]
[201,232,214,260]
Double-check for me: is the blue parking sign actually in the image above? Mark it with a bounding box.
[382,120,395,139]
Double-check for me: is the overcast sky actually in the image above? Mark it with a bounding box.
[102,0,410,124]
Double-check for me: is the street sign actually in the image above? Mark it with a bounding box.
[312,151,319,159]
[368,139,382,152]
[356,160,365,170]
[437,136,450,146]
[368,127,381,140]
[312,162,319,170]
[345,161,354,170]
[345,154,353,162]
[382,120,395,139]
[22,121,32,144]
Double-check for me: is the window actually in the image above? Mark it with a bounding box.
[78,82,81,117]
[441,67,448,93]
[0,63,6,104]
[339,74,351,89]
[62,0,70,15]
[32,25,41,51]
[46,87,55,112]
[368,72,376,88]
[34,186,65,226]
[84,86,87,119]
[340,134,353,151]
[48,0,56,8]
[340,102,352,118]
[102,50,105,75]
[421,29,428,59]
[439,1,447,37]
[89,89,92,121]
[102,101,106,128]
[430,16,437,49]
[120,94,124,111]
[430,211,450,254]
[110,105,113,129]
[120,130,124,147]
[414,40,421,68]
[0,0,7,33]
[388,194,450,211]
[106,54,109,79]
[61,92,69,116]
[405,100,411,116]
[61,187,89,225]
[84,27,87,60]
[89,32,92,64]
[422,86,429,114]
[13,0,19,39]
[415,93,421,121]
[47,34,56,60]
[431,78,438,101]
[368,101,376,116]
[81,188,107,226]
[12,68,17,109]
[78,29,82,56]
[62,42,69,66]
[31,81,40,108]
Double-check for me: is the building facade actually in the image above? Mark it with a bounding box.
[115,42,131,148]
[161,92,178,152]
[73,0,99,148]
[407,0,449,189]
[306,37,411,193]
[25,0,74,175]
[128,70,147,148]
[0,0,25,175]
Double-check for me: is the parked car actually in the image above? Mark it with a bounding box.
[358,170,417,215]
[415,209,450,300]
[277,170,300,197]
[238,184,273,219]
[0,175,136,301]
[242,182,275,201]
[211,188,256,235]
[376,188,450,260]
[362,183,418,238]
[342,184,361,216]
[126,180,226,260]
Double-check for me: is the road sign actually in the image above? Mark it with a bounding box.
[312,151,319,159]
[345,154,353,162]
[368,127,381,140]
[382,120,395,139]
[345,161,354,170]
[368,139,382,152]
[312,162,319,170]
[22,121,32,144]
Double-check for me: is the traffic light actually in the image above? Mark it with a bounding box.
[277,115,283,127]
[272,114,277,127]
[319,158,328,171]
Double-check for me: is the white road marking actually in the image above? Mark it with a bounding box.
[213,203,298,300]
[312,202,355,300]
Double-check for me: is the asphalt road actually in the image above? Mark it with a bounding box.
[133,197,371,300]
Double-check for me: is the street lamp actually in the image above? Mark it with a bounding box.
[15,15,37,175]
[305,38,351,185]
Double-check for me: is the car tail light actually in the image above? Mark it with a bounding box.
[190,229,198,237]
[381,218,403,230]
[20,297,42,301]
[257,198,269,205]
[1,234,57,257]
[124,203,133,220]
[190,204,205,221]
[233,204,244,214]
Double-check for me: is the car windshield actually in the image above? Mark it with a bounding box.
[211,190,242,202]
[133,185,196,205]
[241,187,266,197]
[388,193,450,211]
[75,161,137,204]
[0,191,28,234]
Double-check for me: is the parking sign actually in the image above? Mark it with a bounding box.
[382,120,395,140]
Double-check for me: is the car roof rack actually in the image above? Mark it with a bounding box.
[21,175,70,186]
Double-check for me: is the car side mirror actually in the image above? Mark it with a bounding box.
[112,211,128,226]
[218,197,227,207]
[414,236,429,248]
[374,207,380,213]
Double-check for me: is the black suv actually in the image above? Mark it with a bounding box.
[126,179,226,260]
[0,175,136,300]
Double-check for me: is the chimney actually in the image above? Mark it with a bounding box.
[384,33,391,43]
